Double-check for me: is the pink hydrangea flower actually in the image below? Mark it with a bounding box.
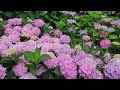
[36,39,42,44]
[54,30,63,37]
[33,19,45,27]
[100,40,111,49]
[58,54,77,79]
[13,63,28,77]
[8,19,16,25]
[13,26,22,32]
[31,27,41,36]
[0,43,8,52]
[36,66,47,76]
[1,49,12,57]
[95,51,100,56]
[8,18,22,25]
[104,53,111,63]
[9,30,21,36]
[82,35,90,41]
[60,44,72,55]
[86,42,92,47]
[41,43,53,53]
[14,18,22,25]
[3,24,12,29]
[52,43,61,53]
[4,28,13,36]
[8,35,20,43]
[99,32,107,38]
[52,38,60,43]
[60,35,71,43]
[41,35,52,43]
[78,57,103,79]
[20,73,37,79]
[95,58,103,66]
[0,65,6,79]
[43,58,59,69]
[23,24,33,29]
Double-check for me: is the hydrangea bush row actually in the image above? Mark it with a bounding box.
[0,11,120,79]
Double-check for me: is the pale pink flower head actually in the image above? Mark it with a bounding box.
[82,35,90,41]
[0,65,6,79]
[8,18,22,25]
[3,24,12,29]
[104,53,111,63]
[20,73,37,79]
[94,22,102,29]
[8,35,20,43]
[36,39,42,44]
[13,26,22,32]
[54,30,63,37]
[52,38,60,43]
[1,49,12,57]
[36,66,47,76]
[32,27,41,36]
[41,35,52,43]
[13,63,28,77]
[58,54,77,79]
[60,35,71,43]
[33,19,45,27]
[100,40,111,49]
[95,51,100,56]
[8,19,16,25]
[4,28,13,36]
[43,58,59,69]
[43,33,50,37]
[86,42,92,47]
[14,18,22,25]
[0,43,8,52]
[9,30,21,36]
[99,32,107,38]
[23,24,33,29]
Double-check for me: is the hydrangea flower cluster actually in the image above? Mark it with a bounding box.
[60,11,76,16]
[54,30,63,37]
[82,35,90,41]
[0,65,6,79]
[0,16,118,79]
[67,19,76,24]
[104,58,120,79]
[78,57,103,79]
[60,35,71,43]
[13,63,28,77]
[58,54,77,79]
[73,51,103,79]
[100,40,111,49]
[20,73,37,79]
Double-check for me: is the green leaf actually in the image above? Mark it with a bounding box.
[119,35,120,38]
[30,67,38,75]
[6,70,13,79]
[23,51,35,63]
[109,34,118,39]
[4,12,13,17]
[53,67,62,76]
[15,53,23,60]
[39,54,51,62]
[112,41,120,45]
[49,74,54,79]
[35,47,40,62]
[44,23,50,29]
[25,64,35,68]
